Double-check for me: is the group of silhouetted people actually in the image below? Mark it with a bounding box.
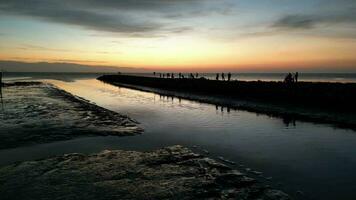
[216,72,232,81]
[154,72,300,83]
[155,72,200,79]
[216,105,231,113]
[284,72,299,84]
[154,72,235,81]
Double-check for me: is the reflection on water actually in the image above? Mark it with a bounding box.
[0,72,3,112]
[45,79,356,200]
[1,78,356,200]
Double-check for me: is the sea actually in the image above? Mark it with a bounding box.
[3,72,356,83]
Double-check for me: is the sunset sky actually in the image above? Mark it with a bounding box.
[0,0,356,72]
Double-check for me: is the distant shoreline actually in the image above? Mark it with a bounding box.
[3,72,356,83]
[98,75,356,130]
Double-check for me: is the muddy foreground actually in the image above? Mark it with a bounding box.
[0,145,289,200]
[0,82,141,149]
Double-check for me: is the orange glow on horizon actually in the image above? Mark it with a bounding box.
[1,34,356,72]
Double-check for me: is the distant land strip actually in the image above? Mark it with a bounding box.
[98,75,356,130]
[0,60,147,73]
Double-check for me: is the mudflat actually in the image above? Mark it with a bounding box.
[0,145,289,200]
[0,81,290,200]
[0,82,142,149]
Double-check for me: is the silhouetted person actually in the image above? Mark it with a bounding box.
[196,73,199,78]
[179,73,182,78]
[171,73,174,79]
[294,72,299,83]
[153,72,156,76]
[163,74,165,78]
[221,73,225,81]
[159,73,162,78]
[167,73,170,78]
[284,73,294,84]
[227,72,231,81]
[0,71,3,108]
[283,117,296,127]
[216,73,219,80]
[190,73,194,79]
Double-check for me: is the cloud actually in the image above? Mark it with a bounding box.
[0,0,218,37]
[71,0,204,11]
[13,44,120,55]
[272,1,356,30]
[272,15,316,29]
[272,12,356,31]
[17,44,71,52]
[0,1,162,34]
[242,3,356,39]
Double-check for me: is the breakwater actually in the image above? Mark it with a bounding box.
[98,75,356,129]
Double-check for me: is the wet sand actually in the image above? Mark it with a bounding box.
[0,145,289,200]
[0,82,141,149]
[98,75,356,130]
[0,81,290,199]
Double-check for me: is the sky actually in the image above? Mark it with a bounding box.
[0,0,356,72]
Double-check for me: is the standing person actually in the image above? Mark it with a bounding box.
[294,72,299,83]
[216,73,219,80]
[0,70,3,108]
[190,73,194,79]
[196,73,199,79]
[221,73,225,81]
[284,73,293,84]
[227,72,231,81]
[0,71,2,93]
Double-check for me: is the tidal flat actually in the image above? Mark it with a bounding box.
[0,82,141,149]
[0,81,290,200]
[0,145,289,200]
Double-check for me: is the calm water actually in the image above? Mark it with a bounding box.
[1,75,356,200]
[4,72,356,82]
